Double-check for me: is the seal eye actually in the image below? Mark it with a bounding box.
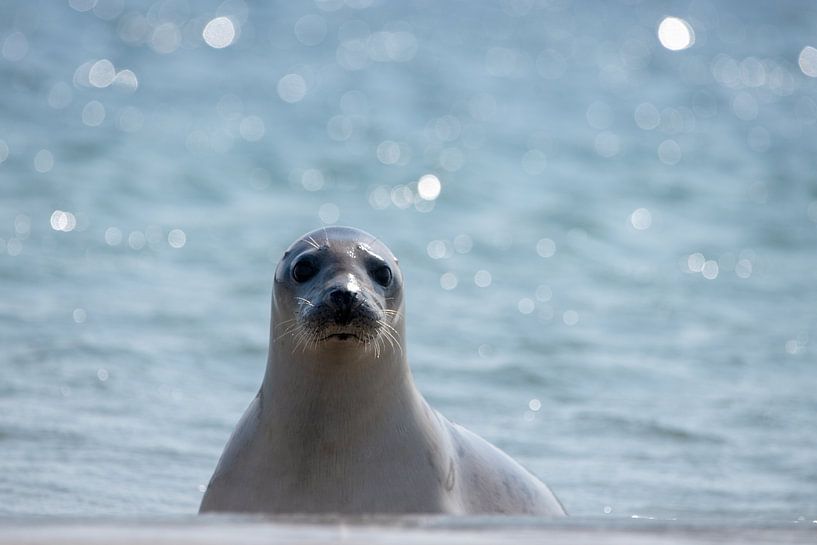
[292,258,318,283]
[371,265,392,287]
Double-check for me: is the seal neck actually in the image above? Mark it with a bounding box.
[260,325,419,437]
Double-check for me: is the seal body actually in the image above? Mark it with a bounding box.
[199,227,565,516]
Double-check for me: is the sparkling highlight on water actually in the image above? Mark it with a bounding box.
[417,175,441,201]
[657,17,695,51]
[798,46,817,77]
[50,210,76,232]
[202,17,236,49]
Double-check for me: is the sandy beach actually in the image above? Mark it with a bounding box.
[2,517,815,545]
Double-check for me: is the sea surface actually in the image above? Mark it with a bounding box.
[1,0,816,522]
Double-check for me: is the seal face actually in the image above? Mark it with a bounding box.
[200,226,566,516]
[272,228,402,358]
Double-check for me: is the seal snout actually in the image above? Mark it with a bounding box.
[328,287,359,325]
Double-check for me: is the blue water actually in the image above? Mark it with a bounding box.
[1,0,816,521]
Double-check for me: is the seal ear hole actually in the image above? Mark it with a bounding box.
[292,257,319,283]
[371,265,392,288]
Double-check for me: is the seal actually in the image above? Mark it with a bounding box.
[199,226,566,515]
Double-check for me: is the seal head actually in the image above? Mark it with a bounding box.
[272,226,403,361]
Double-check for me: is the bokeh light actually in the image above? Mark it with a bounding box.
[89,59,116,88]
[33,150,54,173]
[49,210,76,232]
[629,208,652,230]
[657,139,682,165]
[202,17,236,49]
[104,227,122,246]
[798,46,817,77]
[318,203,340,224]
[657,17,695,51]
[536,238,556,258]
[440,272,457,290]
[417,174,441,201]
[277,74,307,103]
[2,31,28,62]
[474,270,492,288]
[82,101,106,126]
[167,229,187,249]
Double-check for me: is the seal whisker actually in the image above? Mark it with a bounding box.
[304,236,320,249]
[386,330,403,355]
[383,310,404,325]
[273,320,303,342]
[289,333,301,352]
[274,318,298,332]
[290,330,304,351]
[321,226,331,248]
[375,334,384,358]
[295,297,314,307]
[379,318,399,335]
[377,322,402,355]
[377,314,397,333]
[386,326,403,352]
[293,328,313,353]
[379,326,396,351]
[307,330,319,352]
[273,327,297,343]
[300,333,314,354]
[364,330,381,358]
[378,328,394,353]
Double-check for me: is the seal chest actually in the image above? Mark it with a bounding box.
[199,226,566,516]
